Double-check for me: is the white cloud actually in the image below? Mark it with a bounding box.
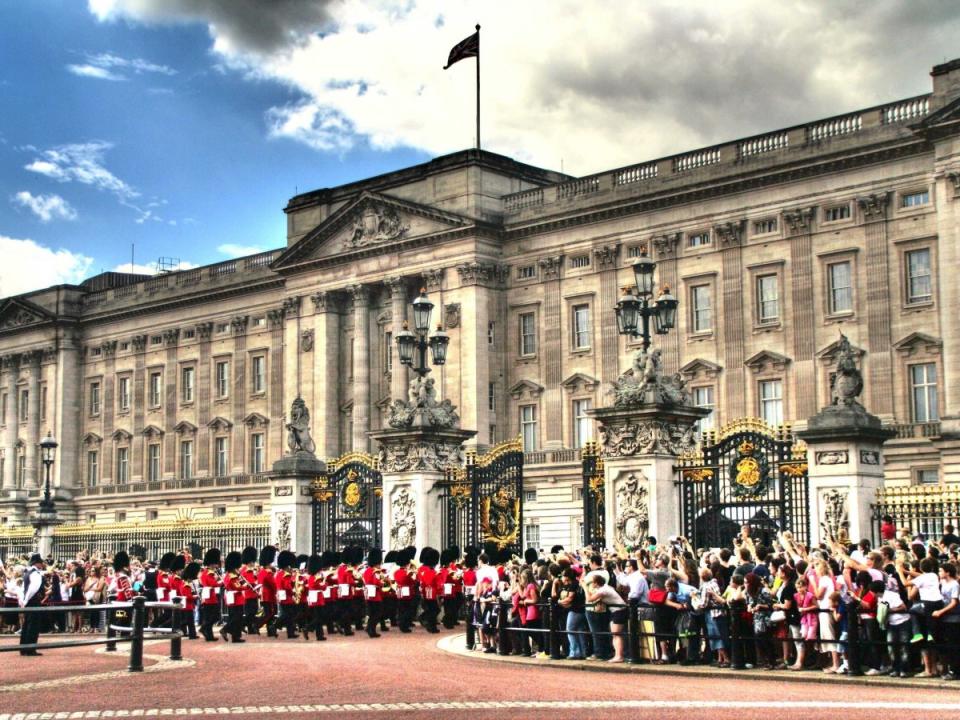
[89,1,960,174]
[67,64,127,81]
[66,51,176,82]
[0,236,93,296]
[11,192,78,222]
[25,141,138,199]
[217,243,267,258]
[113,260,199,275]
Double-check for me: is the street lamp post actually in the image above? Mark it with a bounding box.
[38,432,58,514]
[395,289,450,377]
[614,249,678,352]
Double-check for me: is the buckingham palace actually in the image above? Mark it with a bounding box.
[2,57,960,552]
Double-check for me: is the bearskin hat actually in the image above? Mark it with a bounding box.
[383,550,398,565]
[113,550,130,571]
[224,550,243,573]
[367,547,383,566]
[419,546,440,567]
[170,554,186,573]
[524,547,539,565]
[241,546,258,565]
[330,550,342,566]
[550,545,565,554]
[463,551,479,569]
[403,546,418,565]
[258,545,277,567]
[277,550,297,569]
[202,548,222,567]
[182,562,201,582]
[296,553,309,570]
[440,547,456,566]
[307,554,323,574]
[350,545,366,565]
[158,551,176,571]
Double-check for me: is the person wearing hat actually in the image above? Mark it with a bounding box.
[171,559,200,640]
[152,551,177,627]
[274,550,299,639]
[393,547,417,633]
[239,546,260,635]
[220,550,246,642]
[256,545,278,637]
[362,548,384,638]
[108,551,135,632]
[303,554,327,641]
[418,547,441,633]
[335,548,357,636]
[18,553,47,656]
[198,548,222,642]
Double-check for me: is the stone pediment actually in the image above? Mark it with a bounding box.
[509,379,545,400]
[83,432,102,446]
[913,95,960,137]
[680,358,723,380]
[744,350,791,373]
[142,425,164,438]
[173,420,197,435]
[207,416,233,432]
[561,372,599,394]
[112,429,132,442]
[893,332,942,356]
[0,298,53,332]
[243,412,269,428]
[272,191,474,271]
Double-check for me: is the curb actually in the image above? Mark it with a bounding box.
[436,633,960,690]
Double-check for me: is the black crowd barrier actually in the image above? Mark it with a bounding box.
[461,594,960,678]
[0,597,187,672]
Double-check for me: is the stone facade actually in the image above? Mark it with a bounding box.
[3,59,960,551]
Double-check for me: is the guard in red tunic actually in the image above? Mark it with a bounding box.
[176,561,200,640]
[256,546,278,637]
[303,554,327,641]
[393,547,417,633]
[109,550,135,630]
[335,551,356,636]
[152,551,176,627]
[438,547,463,629]
[274,550,299,639]
[462,550,479,649]
[417,546,441,633]
[362,548,384,638]
[239,546,259,635]
[198,548,222,641]
[220,550,246,643]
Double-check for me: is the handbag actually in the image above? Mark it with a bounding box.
[769,610,786,624]
[648,587,667,605]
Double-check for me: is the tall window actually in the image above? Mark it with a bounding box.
[116,447,129,484]
[827,261,853,314]
[572,304,591,350]
[691,285,712,333]
[17,453,25,487]
[910,363,938,423]
[86,450,98,487]
[251,433,265,473]
[40,386,46,421]
[488,321,495,347]
[384,332,393,373]
[149,372,162,407]
[215,437,229,476]
[179,440,193,479]
[573,398,593,448]
[519,312,536,356]
[215,361,229,399]
[488,382,496,412]
[252,355,266,394]
[524,522,541,550]
[147,444,161,482]
[905,249,932,304]
[181,366,195,403]
[693,386,715,434]
[756,275,779,324]
[759,380,784,426]
[118,377,131,411]
[520,405,538,452]
[90,382,100,415]
[18,390,28,422]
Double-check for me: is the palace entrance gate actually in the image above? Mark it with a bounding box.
[311,451,383,552]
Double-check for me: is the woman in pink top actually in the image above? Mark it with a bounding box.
[789,576,818,670]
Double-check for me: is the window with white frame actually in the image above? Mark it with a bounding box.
[149,372,162,407]
[692,386,715,435]
[524,489,537,503]
[384,332,393,373]
[827,261,853,314]
[901,190,929,208]
[215,436,229,476]
[915,467,939,485]
[488,382,496,412]
[759,379,784,426]
[824,204,851,222]
[905,248,932,304]
[116,446,129,484]
[524,521,540,550]
[118,376,131,411]
[89,382,100,416]
[181,366,195,403]
[756,274,780,324]
[215,361,229,399]
[520,405,537,452]
[572,304,591,349]
[753,218,778,234]
[213,505,226,518]
[519,312,537,356]
[574,486,584,502]
[147,443,161,482]
[16,453,25,488]
[570,254,590,269]
[251,432,265,473]
[910,363,938,423]
[251,355,266,394]
[573,398,593,448]
[691,285,712,333]
[116,511,126,522]
[146,509,159,521]
[18,390,28,422]
[87,450,98,487]
[627,246,643,258]
[688,231,710,248]
[40,386,46,421]
[517,265,536,280]
[179,440,193,479]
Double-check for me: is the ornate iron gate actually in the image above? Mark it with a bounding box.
[677,419,809,549]
[311,451,383,552]
[581,441,605,547]
[439,439,525,555]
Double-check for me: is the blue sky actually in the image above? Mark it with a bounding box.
[1,1,959,296]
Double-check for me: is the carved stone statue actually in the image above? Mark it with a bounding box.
[286,396,317,454]
[387,375,460,430]
[830,333,864,408]
[390,486,417,550]
[611,348,691,408]
[615,473,649,549]
[345,204,409,249]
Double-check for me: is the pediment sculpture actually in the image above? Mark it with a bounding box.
[344,204,409,249]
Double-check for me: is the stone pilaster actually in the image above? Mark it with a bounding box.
[311,292,341,458]
[54,336,81,491]
[131,335,147,481]
[651,236,680,373]
[269,305,288,462]
[785,207,817,419]
[539,255,563,449]
[196,323,213,474]
[717,221,746,417]
[385,277,408,403]
[594,244,622,382]
[2,355,20,491]
[348,284,371,452]
[161,330,178,477]
[858,193,893,417]
[231,316,248,472]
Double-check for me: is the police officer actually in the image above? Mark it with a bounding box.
[19,553,47,656]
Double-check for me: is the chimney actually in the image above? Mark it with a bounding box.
[931,58,960,110]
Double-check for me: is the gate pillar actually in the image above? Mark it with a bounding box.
[590,405,708,549]
[271,451,326,553]
[371,427,476,551]
[797,334,895,546]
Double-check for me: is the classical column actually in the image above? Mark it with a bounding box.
[348,284,371,451]
[310,292,341,458]
[270,303,291,462]
[858,193,894,417]
[24,350,42,488]
[594,245,623,382]
[195,323,213,474]
[54,336,82,491]
[162,330,179,477]
[100,341,117,482]
[785,208,817,419]
[385,277,408,403]
[131,335,147,481]
[2,354,19,490]
[231,316,249,472]
[539,255,563,449]
[650,236,680,373]
[717,221,747,418]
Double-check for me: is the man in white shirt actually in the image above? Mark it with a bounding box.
[19,553,47,656]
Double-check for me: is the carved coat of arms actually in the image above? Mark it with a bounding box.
[344,205,409,249]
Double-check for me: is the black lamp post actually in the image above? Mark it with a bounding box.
[615,249,678,352]
[38,431,58,514]
[395,288,450,378]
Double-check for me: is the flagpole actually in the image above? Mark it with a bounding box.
[475,24,481,150]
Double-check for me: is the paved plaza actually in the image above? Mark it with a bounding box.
[3,631,960,720]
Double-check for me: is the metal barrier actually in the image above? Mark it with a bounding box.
[0,597,187,672]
